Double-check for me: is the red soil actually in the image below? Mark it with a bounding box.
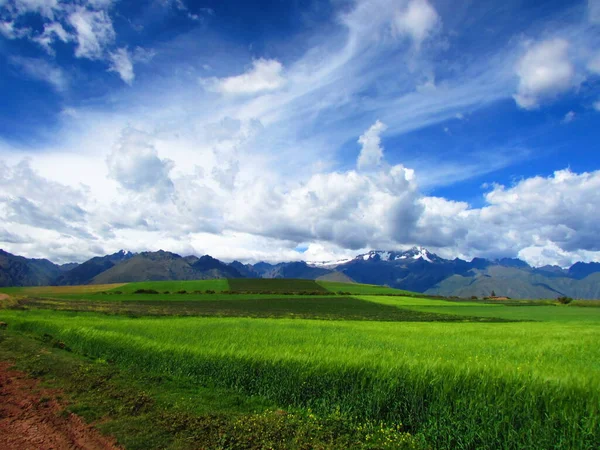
[0,361,121,450]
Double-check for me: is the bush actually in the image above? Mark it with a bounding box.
[557,296,573,305]
[133,289,159,294]
[204,290,216,294]
[176,290,187,295]
[470,296,478,300]
[163,291,170,294]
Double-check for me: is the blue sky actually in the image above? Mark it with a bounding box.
[0,0,599,266]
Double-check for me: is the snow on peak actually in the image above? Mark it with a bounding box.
[359,250,392,261]
[401,246,433,262]
[355,247,436,263]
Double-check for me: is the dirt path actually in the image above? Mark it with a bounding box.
[0,361,121,450]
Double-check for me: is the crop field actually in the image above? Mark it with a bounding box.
[317,281,416,296]
[1,279,599,449]
[228,278,330,293]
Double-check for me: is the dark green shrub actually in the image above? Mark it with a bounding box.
[557,296,573,304]
[133,289,159,294]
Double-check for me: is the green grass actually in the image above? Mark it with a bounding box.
[1,309,598,449]
[107,279,230,294]
[10,296,509,322]
[1,280,599,449]
[0,329,421,449]
[228,278,328,293]
[317,281,417,295]
[404,304,600,322]
[357,295,502,308]
[0,283,126,298]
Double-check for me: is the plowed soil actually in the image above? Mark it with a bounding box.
[0,361,121,450]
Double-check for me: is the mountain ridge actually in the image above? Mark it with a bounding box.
[1,247,599,299]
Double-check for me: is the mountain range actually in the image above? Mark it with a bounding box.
[1,247,599,299]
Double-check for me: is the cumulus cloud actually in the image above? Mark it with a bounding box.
[108,47,134,84]
[418,169,600,263]
[357,120,387,170]
[513,39,576,109]
[226,164,420,250]
[10,56,68,91]
[106,128,175,201]
[393,0,440,48]
[208,59,286,95]
[0,160,92,240]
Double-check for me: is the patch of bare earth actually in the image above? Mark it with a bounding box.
[0,361,121,450]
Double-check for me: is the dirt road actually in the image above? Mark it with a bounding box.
[0,361,121,450]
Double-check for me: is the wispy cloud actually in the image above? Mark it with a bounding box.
[10,56,68,91]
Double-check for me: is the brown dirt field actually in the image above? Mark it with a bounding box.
[0,294,9,301]
[0,361,121,450]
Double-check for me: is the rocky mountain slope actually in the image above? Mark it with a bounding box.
[1,247,599,299]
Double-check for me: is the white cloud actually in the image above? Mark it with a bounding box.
[68,7,115,59]
[594,100,600,111]
[208,59,286,95]
[588,53,600,74]
[357,120,387,170]
[10,56,68,91]
[106,128,175,201]
[33,22,70,53]
[2,0,600,268]
[562,111,576,123]
[393,0,440,48]
[0,160,92,242]
[13,0,59,19]
[108,47,134,84]
[513,39,576,109]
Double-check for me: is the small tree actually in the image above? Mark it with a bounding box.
[491,290,496,297]
[557,296,573,305]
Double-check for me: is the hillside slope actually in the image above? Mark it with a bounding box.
[0,250,62,287]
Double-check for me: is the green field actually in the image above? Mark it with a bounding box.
[228,278,329,293]
[317,281,416,295]
[1,279,599,449]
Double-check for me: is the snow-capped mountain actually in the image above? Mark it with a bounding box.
[311,246,441,267]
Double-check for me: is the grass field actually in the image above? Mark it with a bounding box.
[107,279,231,294]
[12,296,510,322]
[228,278,329,293]
[317,281,416,295]
[0,279,599,449]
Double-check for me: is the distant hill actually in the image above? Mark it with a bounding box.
[54,250,134,285]
[229,261,260,278]
[262,261,331,280]
[1,246,599,298]
[91,250,242,284]
[0,249,62,287]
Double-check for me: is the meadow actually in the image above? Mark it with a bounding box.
[1,279,599,449]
